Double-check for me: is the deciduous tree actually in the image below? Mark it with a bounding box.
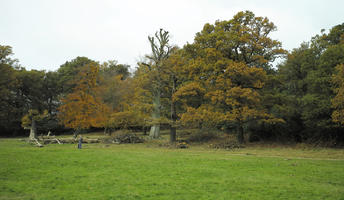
[58,63,108,137]
[175,11,286,143]
[57,57,96,94]
[0,45,19,135]
[21,109,48,139]
[332,64,344,125]
[276,23,344,143]
[142,29,172,138]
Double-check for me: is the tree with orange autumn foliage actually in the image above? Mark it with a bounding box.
[174,11,286,143]
[58,63,110,137]
[160,48,186,142]
[175,56,283,143]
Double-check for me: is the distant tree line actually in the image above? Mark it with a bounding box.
[1,11,343,145]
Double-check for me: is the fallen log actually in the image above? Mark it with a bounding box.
[85,139,99,143]
[54,138,62,144]
[40,138,100,144]
[40,136,63,144]
[101,133,144,144]
[31,138,43,147]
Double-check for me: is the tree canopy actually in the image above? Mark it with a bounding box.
[1,11,344,146]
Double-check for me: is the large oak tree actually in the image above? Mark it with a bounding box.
[175,11,286,143]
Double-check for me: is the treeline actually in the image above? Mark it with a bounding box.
[1,11,344,145]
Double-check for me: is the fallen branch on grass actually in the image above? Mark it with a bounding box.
[54,138,62,144]
[31,138,43,147]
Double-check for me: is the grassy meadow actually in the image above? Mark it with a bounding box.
[0,136,344,200]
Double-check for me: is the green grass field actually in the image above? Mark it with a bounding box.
[1,138,344,200]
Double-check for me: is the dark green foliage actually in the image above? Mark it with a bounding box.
[113,132,144,144]
[42,71,61,114]
[0,45,21,135]
[0,51,95,136]
[15,69,46,111]
[210,140,243,150]
[36,113,65,135]
[186,129,220,143]
[254,23,344,145]
[57,56,96,94]
[100,60,130,80]
[322,23,344,45]
[15,69,63,136]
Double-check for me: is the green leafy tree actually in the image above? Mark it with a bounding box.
[160,47,186,142]
[0,45,19,135]
[57,57,96,94]
[277,23,344,143]
[21,109,48,139]
[100,60,130,80]
[98,64,133,134]
[332,64,344,125]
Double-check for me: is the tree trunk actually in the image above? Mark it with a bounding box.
[73,128,80,139]
[170,126,176,143]
[143,127,148,135]
[29,119,37,139]
[170,76,177,143]
[237,124,244,144]
[104,127,111,136]
[149,90,161,138]
[149,125,160,138]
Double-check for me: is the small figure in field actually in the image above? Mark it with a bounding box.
[78,135,83,149]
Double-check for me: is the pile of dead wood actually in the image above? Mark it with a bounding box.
[40,138,99,144]
[209,140,244,150]
[26,133,143,147]
[27,136,100,147]
[102,133,144,144]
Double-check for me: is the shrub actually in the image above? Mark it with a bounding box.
[187,129,220,143]
[209,140,244,150]
[113,132,144,144]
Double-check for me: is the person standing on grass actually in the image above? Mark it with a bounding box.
[78,135,83,149]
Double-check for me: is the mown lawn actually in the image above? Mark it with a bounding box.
[0,138,344,200]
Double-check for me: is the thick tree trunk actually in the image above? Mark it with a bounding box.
[29,119,37,139]
[150,125,160,138]
[149,90,161,138]
[170,76,177,143]
[237,124,244,144]
[104,127,112,136]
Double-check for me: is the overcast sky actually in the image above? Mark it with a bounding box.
[1,0,344,71]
